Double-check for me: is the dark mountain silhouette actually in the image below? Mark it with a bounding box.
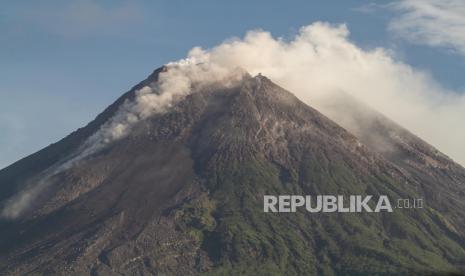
[0,68,464,275]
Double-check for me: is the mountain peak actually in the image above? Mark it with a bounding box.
[1,67,465,275]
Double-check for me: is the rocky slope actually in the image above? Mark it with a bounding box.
[0,69,464,275]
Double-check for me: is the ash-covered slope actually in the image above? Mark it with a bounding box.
[320,91,465,232]
[0,67,166,204]
[0,70,464,275]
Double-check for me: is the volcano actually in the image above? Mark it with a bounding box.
[0,68,464,275]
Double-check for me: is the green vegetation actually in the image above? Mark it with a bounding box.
[173,154,465,275]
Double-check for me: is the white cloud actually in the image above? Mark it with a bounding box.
[388,0,465,55]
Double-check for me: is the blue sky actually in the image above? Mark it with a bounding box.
[1,0,465,168]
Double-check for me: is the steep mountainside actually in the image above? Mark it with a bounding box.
[0,69,464,275]
[320,92,465,233]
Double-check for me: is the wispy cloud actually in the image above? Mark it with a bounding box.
[352,3,380,14]
[388,0,465,55]
[16,0,145,38]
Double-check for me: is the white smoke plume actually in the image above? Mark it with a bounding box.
[78,60,246,159]
[3,21,465,219]
[0,61,246,219]
[23,22,465,168]
[0,179,48,219]
[179,22,465,166]
[98,21,464,165]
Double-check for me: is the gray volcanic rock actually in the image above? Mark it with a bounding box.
[0,69,464,275]
[319,91,465,233]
